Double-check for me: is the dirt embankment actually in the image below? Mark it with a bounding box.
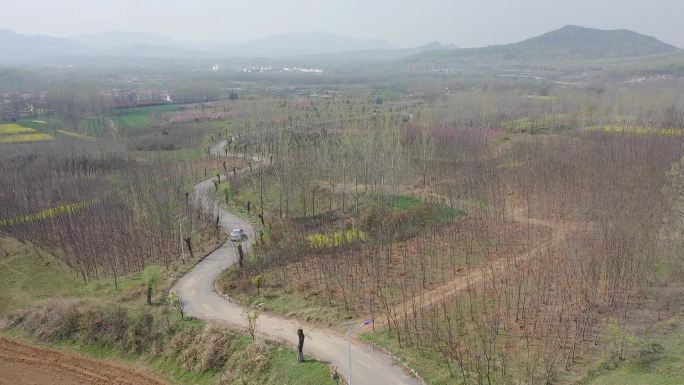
[0,337,168,385]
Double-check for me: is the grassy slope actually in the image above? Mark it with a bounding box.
[362,331,454,385]
[410,25,681,65]
[581,316,684,385]
[0,236,84,314]
[0,235,174,316]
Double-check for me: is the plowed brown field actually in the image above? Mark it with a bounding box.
[0,337,168,385]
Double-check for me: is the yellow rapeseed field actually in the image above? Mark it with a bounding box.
[587,125,684,137]
[307,229,367,249]
[497,161,525,169]
[0,133,54,143]
[0,198,100,228]
[0,124,37,135]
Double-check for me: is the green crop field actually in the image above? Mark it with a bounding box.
[114,104,178,129]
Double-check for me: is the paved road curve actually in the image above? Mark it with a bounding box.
[173,141,421,385]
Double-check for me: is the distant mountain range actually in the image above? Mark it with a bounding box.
[0,26,680,66]
[0,29,85,61]
[0,29,404,63]
[409,25,681,64]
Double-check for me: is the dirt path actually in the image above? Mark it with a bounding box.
[173,142,422,385]
[0,337,167,385]
[378,203,581,328]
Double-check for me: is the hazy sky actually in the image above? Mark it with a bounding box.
[1,0,683,48]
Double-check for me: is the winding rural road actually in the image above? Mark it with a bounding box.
[173,141,421,385]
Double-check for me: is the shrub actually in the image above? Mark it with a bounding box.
[634,342,666,371]
[7,299,87,341]
[176,323,234,371]
[78,305,128,346]
[125,311,156,353]
[218,342,270,385]
[199,324,232,371]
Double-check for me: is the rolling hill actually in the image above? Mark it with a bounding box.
[409,25,682,65]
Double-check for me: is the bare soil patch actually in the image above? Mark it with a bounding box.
[0,337,167,385]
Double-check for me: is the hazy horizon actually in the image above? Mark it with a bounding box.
[1,0,683,49]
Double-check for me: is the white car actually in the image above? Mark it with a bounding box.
[230,228,245,242]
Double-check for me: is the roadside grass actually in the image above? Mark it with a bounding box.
[264,347,338,385]
[213,181,262,225]
[361,331,456,385]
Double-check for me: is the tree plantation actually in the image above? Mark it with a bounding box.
[2,21,684,385]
